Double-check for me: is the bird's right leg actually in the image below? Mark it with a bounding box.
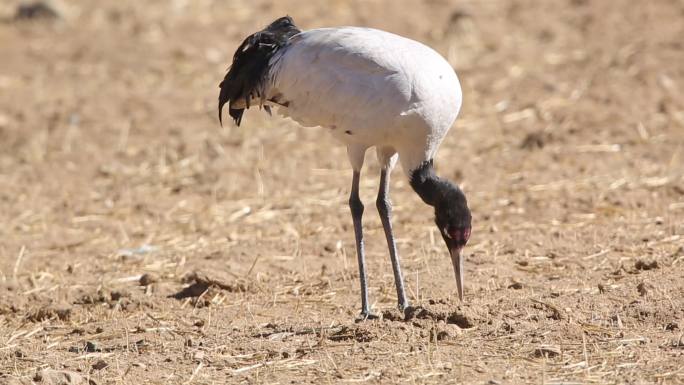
[349,171,371,319]
[376,166,409,313]
[347,146,376,321]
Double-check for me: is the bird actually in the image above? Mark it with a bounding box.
[218,16,471,319]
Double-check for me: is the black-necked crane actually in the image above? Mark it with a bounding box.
[218,16,472,319]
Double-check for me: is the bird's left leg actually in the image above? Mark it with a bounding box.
[347,146,376,321]
[376,150,409,312]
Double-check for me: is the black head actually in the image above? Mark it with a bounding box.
[434,182,471,302]
[434,186,472,250]
[410,160,472,300]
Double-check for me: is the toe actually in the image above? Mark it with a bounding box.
[355,311,379,322]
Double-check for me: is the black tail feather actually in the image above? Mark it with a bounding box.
[218,16,300,126]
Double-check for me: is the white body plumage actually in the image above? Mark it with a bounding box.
[260,27,462,173]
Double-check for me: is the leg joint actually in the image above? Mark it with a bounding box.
[349,195,364,217]
[376,196,391,217]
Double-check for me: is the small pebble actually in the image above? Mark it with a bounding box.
[637,282,653,296]
[85,341,100,352]
[92,360,108,370]
[14,1,60,21]
[139,273,159,286]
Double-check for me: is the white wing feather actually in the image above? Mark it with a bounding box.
[272,28,413,132]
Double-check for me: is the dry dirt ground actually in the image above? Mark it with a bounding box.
[1,0,684,384]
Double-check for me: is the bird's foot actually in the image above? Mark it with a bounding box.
[398,301,413,320]
[355,311,379,323]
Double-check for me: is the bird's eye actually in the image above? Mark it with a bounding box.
[445,226,471,244]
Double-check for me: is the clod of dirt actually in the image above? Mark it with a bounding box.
[664,322,679,331]
[69,341,100,354]
[26,305,71,322]
[431,330,449,342]
[85,341,100,352]
[387,304,478,329]
[597,283,607,293]
[170,280,209,299]
[634,260,658,271]
[328,325,375,342]
[33,369,96,385]
[531,299,565,321]
[532,345,561,358]
[520,131,550,150]
[139,273,158,286]
[133,339,149,353]
[429,321,462,342]
[110,290,130,301]
[446,311,476,328]
[76,288,150,312]
[381,308,406,322]
[170,272,247,300]
[637,281,653,296]
[496,320,515,335]
[14,2,60,21]
[76,289,107,305]
[91,360,108,370]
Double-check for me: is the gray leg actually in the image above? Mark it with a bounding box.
[349,171,374,319]
[376,168,409,312]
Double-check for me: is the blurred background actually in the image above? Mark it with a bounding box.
[0,0,683,383]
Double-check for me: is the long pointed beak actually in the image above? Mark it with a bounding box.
[450,247,464,301]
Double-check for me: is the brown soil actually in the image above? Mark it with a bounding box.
[1,0,683,384]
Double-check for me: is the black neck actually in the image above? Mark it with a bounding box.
[409,160,457,207]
